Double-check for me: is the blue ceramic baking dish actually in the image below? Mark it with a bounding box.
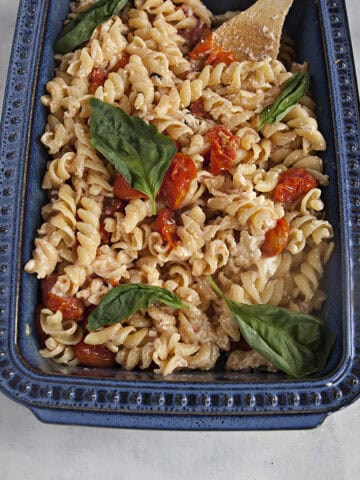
[0,0,359,430]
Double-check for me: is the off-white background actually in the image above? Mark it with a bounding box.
[0,1,359,479]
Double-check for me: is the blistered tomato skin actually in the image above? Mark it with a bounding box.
[189,30,213,59]
[160,153,197,210]
[155,209,179,248]
[207,126,238,176]
[113,174,147,200]
[41,274,85,321]
[274,168,318,203]
[73,342,116,368]
[88,67,108,94]
[205,47,236,66]
[262,217,290,257]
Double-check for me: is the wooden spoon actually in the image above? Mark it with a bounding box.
[213,0,294,62]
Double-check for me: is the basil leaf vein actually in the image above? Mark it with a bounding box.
[88,284,188,331]
[89,98,176,214]
[207,276,335,378]
[54,0,128,54]
[258,72,310,130]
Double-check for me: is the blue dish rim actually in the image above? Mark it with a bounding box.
[0,0,359,430]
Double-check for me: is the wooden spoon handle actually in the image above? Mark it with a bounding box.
[214,0,294,62]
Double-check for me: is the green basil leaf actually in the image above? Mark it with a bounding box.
[89,98,177,214]
[88,284,188,331]
[207,276,335,378]
[258,72,310,130]
[54,0,128,54]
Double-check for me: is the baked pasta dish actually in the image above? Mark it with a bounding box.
[25,0,335,376]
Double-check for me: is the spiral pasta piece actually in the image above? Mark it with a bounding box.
[76,196,102,266]
[40,308,83,345]
[40,337,79,365]
[24,238,59,279]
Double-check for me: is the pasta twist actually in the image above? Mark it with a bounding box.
[41,77,68,114]
[67,17,128,77]
[76,196,102,266]
[91,250,129,283]
[40,308,83,345]
[24,238,59,279]
[85,323,149,351]
[115,341,155,370]
[77,278,111,305]
[150,15,190,75]
[185,342,220,370]
[40,337,79,366]
[42,152,75,189]
[293,241,334,307]
[285,211,334,254]
[152,331,199,375]
[93,71,127,104]
[121,199,152,234]
[41,115,76,155]
[126,54,155,113]
[54,265,88,296]
[48,184,78,248]
[285,103,326,154]
[226,194,284,236]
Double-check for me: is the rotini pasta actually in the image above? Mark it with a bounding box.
[25,0,335,376]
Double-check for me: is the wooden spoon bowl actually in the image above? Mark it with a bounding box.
[214,0,294,62]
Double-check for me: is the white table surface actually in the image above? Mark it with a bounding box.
[0,1,359,479]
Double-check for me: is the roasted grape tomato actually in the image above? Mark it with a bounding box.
[88,67,108,94]
[155,209,179,248]
[274,168,318,203]
[113,174,147,200]
[41,274,84,321]
[160,153,197,210]
[189,30,213,59]
[207,125,237,175]
[74,342,115,368]
[206,47,236,66]
[262,217,290,257]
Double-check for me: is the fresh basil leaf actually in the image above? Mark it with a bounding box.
[88,284,188,331]
[207,276,335,378]
[89,98,177,214]
[54,0,128,54]
[258,72,310,130]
